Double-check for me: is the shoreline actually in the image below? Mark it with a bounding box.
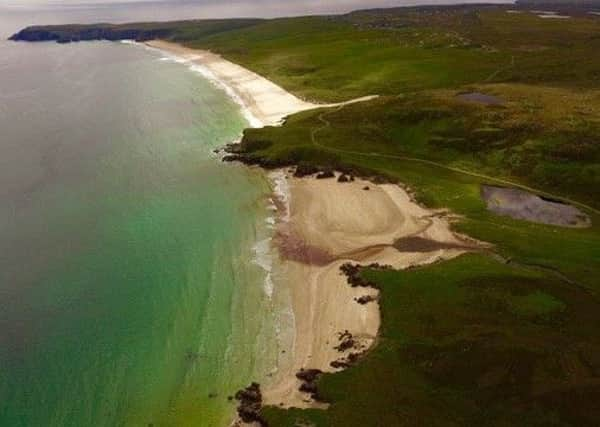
[144,40,319,128]
[144,40,378,128]
[137,40,479,420]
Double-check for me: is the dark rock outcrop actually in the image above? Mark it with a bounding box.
[296,369,323,400]
[330,352,362,369]
[340,262,391,288]
[334,330,357,352]
[234,382,266,426]
[9,19,263,44]
[355,295,377,305]
[330,359,350,369]
[294,163,320,177]
[316,168,335,179]
[10,26,174,43]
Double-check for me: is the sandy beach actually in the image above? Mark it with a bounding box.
[263,172,476,409]
[146,40,477,414]
[145,40,376,127]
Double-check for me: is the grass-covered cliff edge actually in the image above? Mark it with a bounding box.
[13,3,600,426]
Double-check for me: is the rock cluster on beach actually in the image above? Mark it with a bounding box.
[340,262,391,288]
[295,369,323,400]
[234,383,266,426]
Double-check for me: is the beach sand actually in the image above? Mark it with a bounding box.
[145,40,376,127]
[263,172,475,409]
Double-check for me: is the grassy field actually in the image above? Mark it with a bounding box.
[263,254,600,426]
[178,6,600,101]
[211,6,600,426]
[240,86,600,208]
[14,4,600,426]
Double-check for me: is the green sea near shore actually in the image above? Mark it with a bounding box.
[0,40,285,426]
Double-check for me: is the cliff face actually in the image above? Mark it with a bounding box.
[8,19,263,44]
[9,26,175,43]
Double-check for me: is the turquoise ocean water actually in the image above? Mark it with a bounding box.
[0,20,286,427]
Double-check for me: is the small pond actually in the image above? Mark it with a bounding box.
[481,185,591,228]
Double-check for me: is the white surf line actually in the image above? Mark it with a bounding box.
[129,40,265,128]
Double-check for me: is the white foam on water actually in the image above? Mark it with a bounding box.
[267,198,278,211]
[269,170,291,223]
[538,14,570,19]
[251,237,274,298]
[125,40,264,130]
[187,63,264,129]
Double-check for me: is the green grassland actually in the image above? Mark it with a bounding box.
[178,6,600,101]
[240,86,600,208]
[206,6,600,426]
[14,4,600,426]
[263,254,600,427]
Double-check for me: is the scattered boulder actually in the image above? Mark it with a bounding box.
[330,359,350,369]
[335,334,356,352]
[355,295,377,305]
[363,186,370,191]
[316,168,335,179]
[296,368,322,383]
[299,381,318,395]
[347,352,360,364]
[340,263,391,288]
[296,369,323,400]
[224,142,242,154]
[222,154,243,163]
[330,351,362,369]
[337,174,350,183]
[294,163,320,177]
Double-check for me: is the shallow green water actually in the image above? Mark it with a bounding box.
[0,41,281,426]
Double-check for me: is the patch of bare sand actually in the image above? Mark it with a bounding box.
[263,173,479,409]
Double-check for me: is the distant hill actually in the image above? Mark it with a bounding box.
[516,0,600,7]
[8,19,262,43]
